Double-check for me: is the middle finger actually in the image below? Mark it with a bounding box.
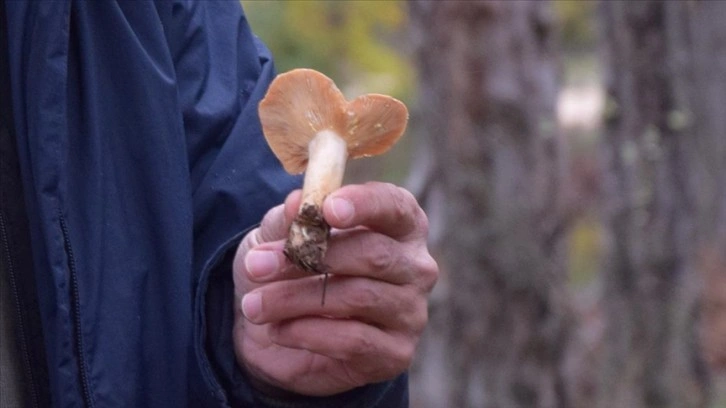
[241,275,425,331]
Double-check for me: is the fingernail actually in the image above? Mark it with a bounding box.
[245,250,278,279]
[241,293,262,321]
[331,197,354,224]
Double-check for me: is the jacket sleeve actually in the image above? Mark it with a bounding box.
[154,2,409,407]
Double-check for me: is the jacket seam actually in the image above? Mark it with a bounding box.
[58,214,96,408]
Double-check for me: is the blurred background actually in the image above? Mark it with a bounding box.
[242,1,726,407]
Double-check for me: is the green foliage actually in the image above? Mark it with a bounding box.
[554,0,598,52]
[568,215,602,288]
[241,0,414,101]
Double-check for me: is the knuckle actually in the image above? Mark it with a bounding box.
[398,289,429,333]
[397,186,418,208]
[346,327,378,358]
[342,282,381,312]
[403,294,429,332]
[415,207,430,236]
[376,340,415,378]
[391,186,413,220]
[415,253,440,292]
[366,240,397,273]
[396,186,429,238]
[396,341,416,368]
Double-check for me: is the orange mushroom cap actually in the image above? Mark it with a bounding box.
[259,69,409,174]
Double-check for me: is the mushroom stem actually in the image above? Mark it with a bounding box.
[301,130,349,209]
[284,130,348,275]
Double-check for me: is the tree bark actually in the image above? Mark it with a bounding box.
[595,1,719,406]
[407,2,572,407]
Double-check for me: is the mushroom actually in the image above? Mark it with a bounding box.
[259,68,408,281]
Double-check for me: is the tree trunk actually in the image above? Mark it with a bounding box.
[407,2,572,407]
[595,1,720,406]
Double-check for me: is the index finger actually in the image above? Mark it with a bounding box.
[323,182,429,241]
[233,190,301,291]
[252,189,302,245]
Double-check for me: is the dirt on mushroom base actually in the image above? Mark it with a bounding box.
[284,202,330,275]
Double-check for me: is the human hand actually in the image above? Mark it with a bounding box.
[232,182,439,397]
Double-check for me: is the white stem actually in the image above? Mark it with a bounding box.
[301,130,349,208]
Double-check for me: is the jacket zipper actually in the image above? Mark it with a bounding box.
[0,211,41,408]
[59,214,95,408]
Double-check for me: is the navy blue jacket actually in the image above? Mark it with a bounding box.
[1,1,407,407]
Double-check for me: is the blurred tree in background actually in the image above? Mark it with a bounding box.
[407,1,572,407]
[596,1,726,406]
[596,1,715,406]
